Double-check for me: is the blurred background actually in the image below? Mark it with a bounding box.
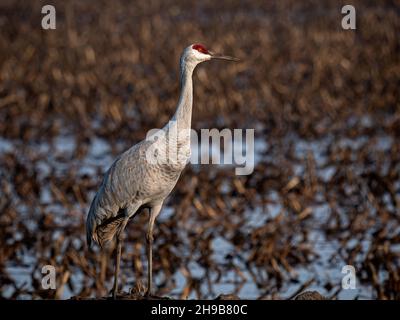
[0,0,399,299]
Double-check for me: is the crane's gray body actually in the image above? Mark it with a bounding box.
[86,46,196,248]
[86,133,189,247]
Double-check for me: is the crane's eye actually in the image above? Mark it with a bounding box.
[192,44,209,54]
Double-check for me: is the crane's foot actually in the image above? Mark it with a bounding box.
[111,287,118,300]
[144,290,152,298]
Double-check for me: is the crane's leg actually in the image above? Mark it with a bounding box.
[145,204,162,297]
[112,217,129,299]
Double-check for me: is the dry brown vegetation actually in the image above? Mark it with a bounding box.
[0,0,399,299]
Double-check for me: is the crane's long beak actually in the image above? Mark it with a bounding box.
[209,51,240,62]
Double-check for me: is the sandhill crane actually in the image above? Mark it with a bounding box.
[86,44,238,299]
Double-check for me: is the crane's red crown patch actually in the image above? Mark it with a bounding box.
[192,44,209,54]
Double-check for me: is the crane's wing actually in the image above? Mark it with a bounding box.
[86,140,153,247]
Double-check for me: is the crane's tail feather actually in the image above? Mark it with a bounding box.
[86,194,101,249]
[86,191,127,249]
[95,214,126,248]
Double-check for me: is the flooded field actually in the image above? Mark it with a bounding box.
[0,0,399,299]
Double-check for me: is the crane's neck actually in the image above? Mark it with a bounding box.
[172,62,194,131]
[159,59,196,166]
[158,57,198,167]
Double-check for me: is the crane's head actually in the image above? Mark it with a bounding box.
[180,43,239,69]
